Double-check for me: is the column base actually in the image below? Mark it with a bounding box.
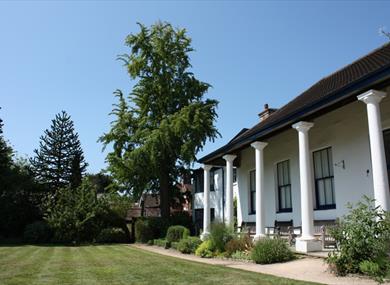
[295,238,322,253]
[253,234,266,242]
[200,231,210,241]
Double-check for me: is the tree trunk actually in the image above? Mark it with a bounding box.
[159,170,170,219]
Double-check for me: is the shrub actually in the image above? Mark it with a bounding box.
[171,241,179,250]
[231,250,251,261]
[326,197,390,280]
[209,222,234,253]
[153,238,170,249]
[166,225,190,243]
[96,228,128,243]
[135,219,154,243]
[177,236,202,254]
[251,238,294,264]
[170,212,194,235]
[195,240,214,258]
[225,234,253,257]
[23,221,52,244]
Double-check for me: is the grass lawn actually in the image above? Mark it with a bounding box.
[0,244,318,285]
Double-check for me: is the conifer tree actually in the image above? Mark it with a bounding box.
[100,22,219,218]
[30,111,87,192]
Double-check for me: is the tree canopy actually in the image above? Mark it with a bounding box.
[100,22,219,218]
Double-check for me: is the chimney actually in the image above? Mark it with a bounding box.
[258,104,277,122]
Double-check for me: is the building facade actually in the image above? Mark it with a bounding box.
[197,43,390,252]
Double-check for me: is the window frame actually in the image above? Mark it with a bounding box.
[276,159,293,213]
[313,147,336,210]
[249,169,256,215]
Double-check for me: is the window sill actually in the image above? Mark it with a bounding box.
[276,209,292,213]
[314,205,336,211]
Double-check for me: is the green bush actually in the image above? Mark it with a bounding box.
[251,238,294,264]
[171,241,179,250]
[209,222,234,253]
[166,225,190,243]
[170,212,194,235]
[135,219,154,243]
[224,234,253,257]
[326,197,390,280]
[153,238,170,248]
[23,221,52,244]
[177,236,202,254]
[195,240,214,258]
[96,228,128,243]
[231,250,251,261]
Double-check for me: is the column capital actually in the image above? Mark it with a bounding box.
[292,121,314,133]
[222,154,237,162]
[357,89,386,105]
[251,141,268,150]
[202,165,213,171]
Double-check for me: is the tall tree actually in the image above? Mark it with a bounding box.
[31,111,87,192]
[0,109,12,172]
[100,22,219,218]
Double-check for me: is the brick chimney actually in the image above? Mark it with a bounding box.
[258,104,277,122]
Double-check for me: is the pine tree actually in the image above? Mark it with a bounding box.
[30,111,87,192]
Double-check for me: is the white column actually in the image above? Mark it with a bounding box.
[223,154,237,227]
[251,141,268,240]
[358,90,390,211]
[292,121,321,252]
[201,165,212,240]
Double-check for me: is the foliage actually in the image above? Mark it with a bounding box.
[85,172,119,194]
[135,219,155,243]
[96,228,128,243]
[224,234,253,257]
[100,22,219,218]
[170,212,194,235]
[359,260,389,283]
[231,250,252,261]
[251,238,294,264]
[166,225,190,243]
[153,238,170,248]
[177,236,202,254]
[43,179,107,243]
[23,221,52,244]
[195,240,214,258]
[170,241,179,250]
[209,222,234,253]
[326,197,390,280]
[0,155,44,238]
[30,111,87,192]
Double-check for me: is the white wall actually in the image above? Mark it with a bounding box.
[193,167,239,223]
[236,87,390,227]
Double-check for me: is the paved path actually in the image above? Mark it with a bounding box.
[132,244,388,285]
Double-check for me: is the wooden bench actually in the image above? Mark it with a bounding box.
[314,219,337,249]
[265,220,302,246]
[237,222,256,237]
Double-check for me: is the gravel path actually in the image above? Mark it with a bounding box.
[132,244,388,285]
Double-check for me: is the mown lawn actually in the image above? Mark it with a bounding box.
[0,245,317,285]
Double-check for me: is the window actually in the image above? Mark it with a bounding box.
[194,208,215,235]
[194,171,204,193]
[276,160,292,212]
[249,170,256,214]
[210,169,215,191]
[384,129,390,190]
[233,168,237,183]
[313,147,336,209]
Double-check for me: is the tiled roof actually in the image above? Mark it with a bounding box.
[199,43,390,164]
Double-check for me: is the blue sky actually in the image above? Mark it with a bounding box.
[0,1,389,173]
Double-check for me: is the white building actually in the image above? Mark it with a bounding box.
[195,43,390,252]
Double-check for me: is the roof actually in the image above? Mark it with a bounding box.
[199,43,390,164]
